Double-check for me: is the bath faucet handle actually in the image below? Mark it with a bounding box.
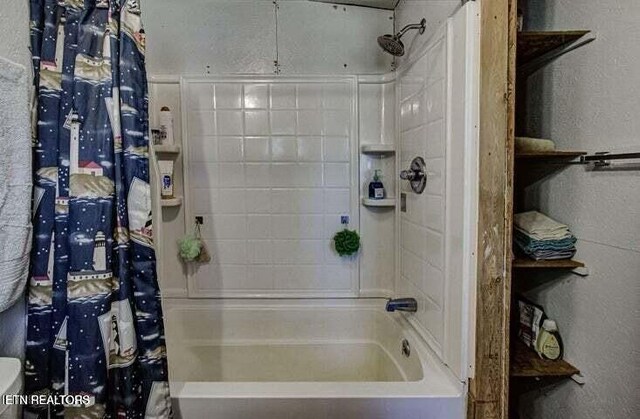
[400,157,427,194]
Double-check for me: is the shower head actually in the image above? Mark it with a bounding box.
[377,18,427,57]
[377,35,405,57]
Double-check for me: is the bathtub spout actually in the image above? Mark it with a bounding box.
[385,298,418,313]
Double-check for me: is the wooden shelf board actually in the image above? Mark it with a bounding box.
[512,258,584,269]
[514,151,587,187]
[511,340,579,378]
[517,31,591,68]
[515,150,586,160]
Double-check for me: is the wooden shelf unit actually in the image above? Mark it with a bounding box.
[511,340,579,379]
[508,13,592,418]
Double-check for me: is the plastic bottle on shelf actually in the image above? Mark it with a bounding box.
[159,106,174,145]
[368,170,386,200]
[535,319,564,360]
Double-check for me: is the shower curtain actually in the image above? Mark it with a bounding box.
[25,0,171,417]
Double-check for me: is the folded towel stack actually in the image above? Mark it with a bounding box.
[514,211,576,260]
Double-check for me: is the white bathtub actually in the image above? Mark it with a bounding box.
[163,299,465,419]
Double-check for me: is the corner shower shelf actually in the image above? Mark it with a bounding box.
[361,144,396,155]
[154,144,181,155]
[362,198,396,208]
[512,258,584,269]
[161,197,183,208]
[511,340,579,379]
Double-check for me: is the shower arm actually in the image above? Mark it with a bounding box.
[395,20,427,39]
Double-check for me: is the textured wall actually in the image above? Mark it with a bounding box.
[0,1,30,68]
[144,0,394,75]
[0,0,30,359]
[394,0,460,66]
[519,1,640,418]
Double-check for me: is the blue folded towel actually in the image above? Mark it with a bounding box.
[514,227,576,260]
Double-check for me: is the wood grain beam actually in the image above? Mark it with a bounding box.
[467,0,516,418]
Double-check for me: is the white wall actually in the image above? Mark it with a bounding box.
[519,1,640,418]
[0,0,30,359]
[183,77,359,297]
[144,0,394,76]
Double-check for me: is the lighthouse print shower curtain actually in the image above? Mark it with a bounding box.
[25,0,171,417]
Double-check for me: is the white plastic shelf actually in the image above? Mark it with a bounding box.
[154,144,181,154]
[361,144,396,155]
[362,198,396,208]
[161,197,183,207]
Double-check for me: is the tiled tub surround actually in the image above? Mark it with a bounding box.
[358,78,397,296]
[164,299,464,419]
[399,24,449,361]
[183,78,359,297]
[154,8,478,416]
[396,4,479,380]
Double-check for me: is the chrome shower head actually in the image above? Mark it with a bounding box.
[377,18,427,57]
[377,34,405,57]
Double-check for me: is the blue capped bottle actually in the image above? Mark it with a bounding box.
[368,169,386,200]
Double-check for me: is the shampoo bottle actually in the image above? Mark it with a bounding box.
[368,170,386,200]
[535,319,564,360]
[159,106,175,145]
[158,160,175,199]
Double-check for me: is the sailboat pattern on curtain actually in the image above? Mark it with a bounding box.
[26,0,171,417]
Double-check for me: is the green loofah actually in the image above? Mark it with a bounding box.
[178,234,202,262]
[333,229,360,257]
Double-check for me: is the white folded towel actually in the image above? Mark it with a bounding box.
[515,137,556,153]
[514,211,571,241]
[0,56,32,313]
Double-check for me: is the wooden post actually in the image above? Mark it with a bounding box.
[467,0,516,418]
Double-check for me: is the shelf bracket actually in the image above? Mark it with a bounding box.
[571,373,586,385]
[572,266,590,277]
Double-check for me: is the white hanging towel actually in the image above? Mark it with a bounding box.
[0,56,32,312]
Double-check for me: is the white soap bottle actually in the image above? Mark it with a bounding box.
[159,106,175,145]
